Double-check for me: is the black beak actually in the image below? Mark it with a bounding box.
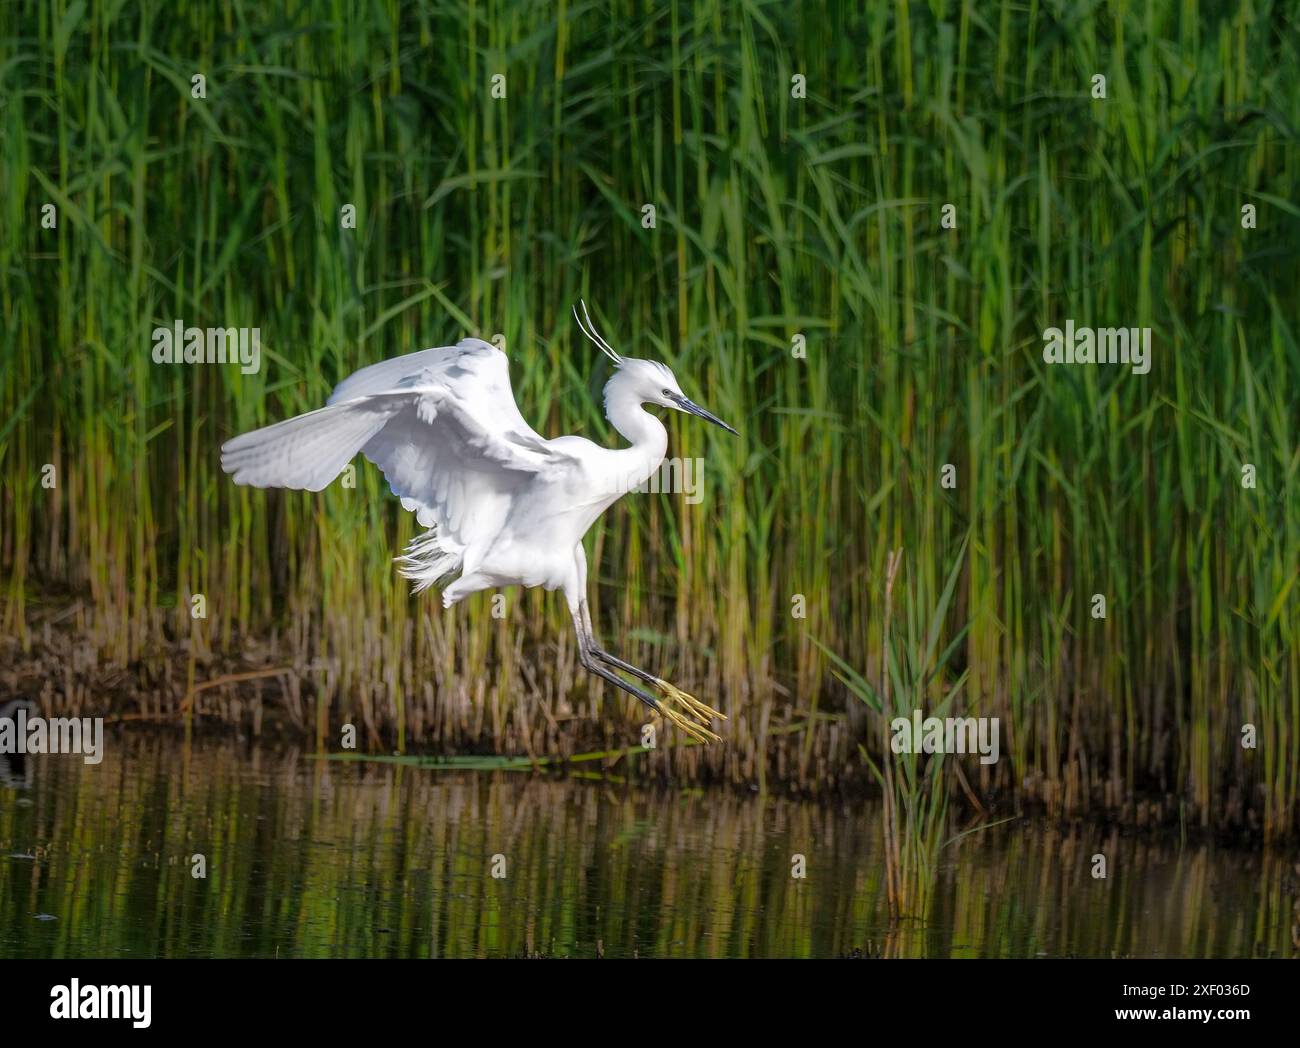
[669,394,739,435]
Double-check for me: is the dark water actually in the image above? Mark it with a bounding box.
[0,732,1296,958]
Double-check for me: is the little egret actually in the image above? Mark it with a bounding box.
[220,302,737,742]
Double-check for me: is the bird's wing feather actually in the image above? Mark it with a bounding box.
[328,337,545,445]
[346,339,567,539]
[220,398,402,492]
[223,338,570,548]
[356,386,545,539]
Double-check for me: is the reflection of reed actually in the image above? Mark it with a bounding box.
[0,734,1294,959]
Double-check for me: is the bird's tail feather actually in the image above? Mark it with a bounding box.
[394,529,462,594]
[221,400,396,492]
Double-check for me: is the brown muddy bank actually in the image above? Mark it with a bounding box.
[3,599,1292,841]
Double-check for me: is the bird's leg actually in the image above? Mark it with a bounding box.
[568,599,661,716]
[579,595,725,743]
[570,545,722,742]
[566,563,720,743]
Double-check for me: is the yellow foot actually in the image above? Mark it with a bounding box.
[652,678,726,743]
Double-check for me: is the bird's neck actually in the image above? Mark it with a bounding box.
[603,377,668,480]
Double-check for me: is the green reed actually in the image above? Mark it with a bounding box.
[1,0,1298,833]
[820,537,971,921]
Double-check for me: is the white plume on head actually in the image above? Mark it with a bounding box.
[573,300,622,365]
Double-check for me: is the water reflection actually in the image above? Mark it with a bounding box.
[0,732,1295,958]
[0,700,31,790]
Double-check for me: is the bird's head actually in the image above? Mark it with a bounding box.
[573,302,738,435]
[613,358,738,434]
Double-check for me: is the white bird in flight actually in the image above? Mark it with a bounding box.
[220,302,736,742]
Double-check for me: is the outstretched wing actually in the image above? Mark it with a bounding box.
[221,338,561,550]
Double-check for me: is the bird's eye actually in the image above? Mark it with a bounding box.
[662,389,672,397]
